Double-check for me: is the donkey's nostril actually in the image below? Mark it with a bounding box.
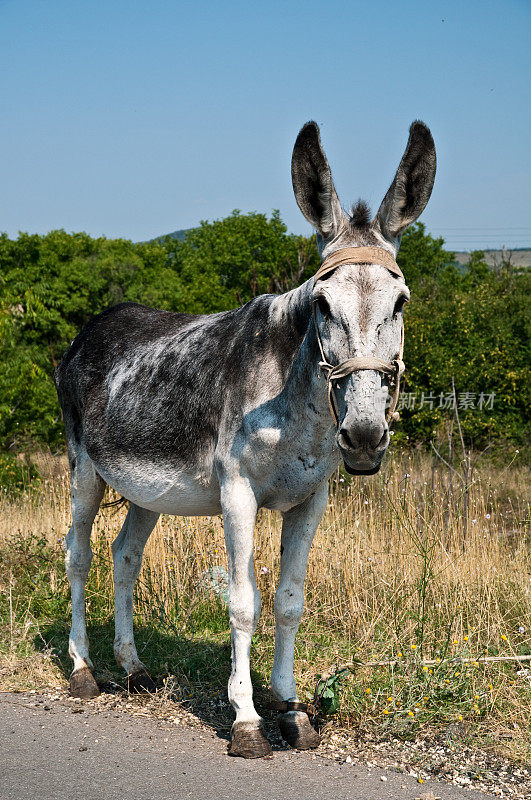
[339,423,388,452]
[339,428,355,450]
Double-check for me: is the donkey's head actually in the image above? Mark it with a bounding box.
[292,120,436,474]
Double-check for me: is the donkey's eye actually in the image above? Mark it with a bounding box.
[316,295,331,316]
[393,294,408,317]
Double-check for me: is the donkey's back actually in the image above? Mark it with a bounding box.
[56,301,197,422]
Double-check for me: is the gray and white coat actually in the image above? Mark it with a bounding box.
[55,119,436,757]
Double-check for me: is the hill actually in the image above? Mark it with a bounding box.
[150,228,191,243]
[453,248,531,268]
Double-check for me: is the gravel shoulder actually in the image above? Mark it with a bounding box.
[0,690,494,800]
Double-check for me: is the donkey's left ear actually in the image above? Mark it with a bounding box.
[291,121,347,240]
[374,121,436,241]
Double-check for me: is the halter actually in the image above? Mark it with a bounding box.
[312,246,406,428]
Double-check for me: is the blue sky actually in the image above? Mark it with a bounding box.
[1,0,530,250]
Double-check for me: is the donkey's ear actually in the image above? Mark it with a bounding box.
[374,121,436,240]
[291,121,346,239]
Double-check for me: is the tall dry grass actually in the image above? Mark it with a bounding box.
[13,449,528,650]
[1,449,530,754]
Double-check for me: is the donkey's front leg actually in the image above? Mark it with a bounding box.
[271,482,328,749]
[221,479,271,758]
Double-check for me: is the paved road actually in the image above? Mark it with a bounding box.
[0,692,488,800]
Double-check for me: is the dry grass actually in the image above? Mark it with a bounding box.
[0,449,530,759]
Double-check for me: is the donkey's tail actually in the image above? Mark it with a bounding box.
[101,496,128,510]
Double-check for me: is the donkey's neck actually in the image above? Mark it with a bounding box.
[269,280,337,441]
[269,278,313,338]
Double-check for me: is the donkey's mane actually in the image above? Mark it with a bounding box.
[349,199,372,229]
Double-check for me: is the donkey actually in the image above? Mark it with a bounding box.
[55,119,436,758]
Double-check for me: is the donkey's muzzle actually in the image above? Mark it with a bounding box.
[337,420,389,475]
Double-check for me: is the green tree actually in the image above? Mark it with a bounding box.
[0,230,185,449]
[398,248,530,449]
[163,210,319,313]
[0,218,528,457]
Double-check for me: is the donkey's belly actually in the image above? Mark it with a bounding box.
[92,457,222,515]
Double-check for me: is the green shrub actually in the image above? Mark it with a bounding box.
[0,453,40,495]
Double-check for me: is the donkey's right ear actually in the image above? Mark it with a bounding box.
[291,121,346,239]
[374,121,436,241]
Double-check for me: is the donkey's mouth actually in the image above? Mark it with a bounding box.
[343,461,381,476]
[339,444,383,476]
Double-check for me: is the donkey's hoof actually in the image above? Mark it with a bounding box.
[228,721,272,758]
[278,711,320,750]
[127,669,157,694]
[69,667,100,700]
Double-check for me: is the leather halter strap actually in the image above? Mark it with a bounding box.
[313,245,404,283]
[312,246,406,427]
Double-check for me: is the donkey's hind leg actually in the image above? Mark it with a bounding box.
[64,450,105,699]
[112,503,159,693]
